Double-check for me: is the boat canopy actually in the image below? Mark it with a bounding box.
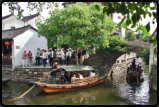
[62,66,94,72]
[127,61,142,65]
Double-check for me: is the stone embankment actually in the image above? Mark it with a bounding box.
[2,65,53,83]
[2,65,100,83]
[149,65,157,91]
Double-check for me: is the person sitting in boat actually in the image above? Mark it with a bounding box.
[69,72,74,83]
[136,64,140,71]
[133,67,137,74]
[61,76,65,84]
[128,68,133,75]
[50,62,62,84]
[64,71,69,83]
[127,67,130,74]
[129,65,132,69]
[78,73,83,79]
[137,66,142,75]
[71,74,77,84]
[89,70,95,77]
[61,76,67,84]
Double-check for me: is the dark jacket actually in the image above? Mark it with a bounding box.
[50,66,61,77]
[82,50,86,55]
[131,60,136,69]
[28,53,32,59]
[63,74,69,82]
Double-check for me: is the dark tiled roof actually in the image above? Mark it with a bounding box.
[149,28,157,41]
[2,14,14,20]
[2,25,37,39]
[62,2,76,5]
[21,13,39,22]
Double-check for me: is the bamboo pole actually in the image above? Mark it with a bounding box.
[8,67,61,101]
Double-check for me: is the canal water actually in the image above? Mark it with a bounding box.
[2,65,157,105]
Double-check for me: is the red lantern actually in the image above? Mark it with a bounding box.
[118,16,122,19]
[70,34,71,37]
[5,41,10,49]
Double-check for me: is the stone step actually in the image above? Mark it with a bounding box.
[37,72,43,75]
[28,76,33,79]
[38,75,44,78]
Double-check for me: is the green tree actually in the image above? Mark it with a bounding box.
[2,2,57,19]
[97,34,127,58]
[36,2,117,66]
[94,2,157,58]
[142,34,151,42]
[124,30,135,41]
[136,46,150,65]
[135,32,144,39]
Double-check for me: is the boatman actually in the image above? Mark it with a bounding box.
[50,62,62,84]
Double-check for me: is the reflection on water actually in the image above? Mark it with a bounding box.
[108,74,150,105]
[2,70,157,105]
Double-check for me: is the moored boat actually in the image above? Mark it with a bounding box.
[2,79,10,85]
[34,66,106,93]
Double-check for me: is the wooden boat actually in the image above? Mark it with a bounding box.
[34,66,106,93]
[126,69,144,82]
[2,79,10,85]
[126,61,144,82]
[126,76,144,84]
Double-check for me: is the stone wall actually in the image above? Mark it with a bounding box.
[2,67,52,83]
[2,67,15,80]
[2,66,101,83]
[109,63,127,76]
[149,65,157,91]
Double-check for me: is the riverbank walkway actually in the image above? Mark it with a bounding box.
[16,64,76,69]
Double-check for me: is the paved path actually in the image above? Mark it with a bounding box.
[16,64,77,68]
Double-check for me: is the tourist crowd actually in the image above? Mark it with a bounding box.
[22,48,89,67]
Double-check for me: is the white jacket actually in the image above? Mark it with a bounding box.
[79,74,83,79]
[57,51,63,57]
[66,51,71,57]
[89,72,95,77]
[42,52,48,59]
[71,77,76,84]
[62,52,65,59]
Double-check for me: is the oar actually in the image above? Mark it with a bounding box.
[8,67,62,101]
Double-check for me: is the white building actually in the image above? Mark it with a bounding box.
[2,13,47,69]
[2,14,24,30]
[2,13,44,30]
[2,25,48,69]
[22,13,44,29]
[149,28,157,72]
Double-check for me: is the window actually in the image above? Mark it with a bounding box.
[11,26,15,29]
